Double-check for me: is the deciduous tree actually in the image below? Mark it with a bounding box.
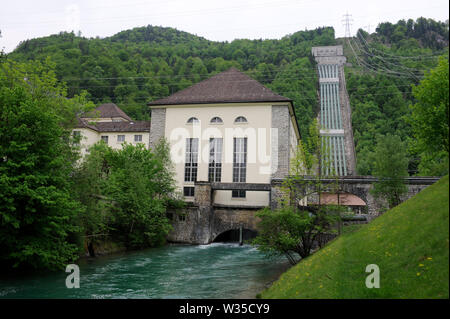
[371,134,409,209]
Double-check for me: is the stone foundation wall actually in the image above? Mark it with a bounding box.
[167,178,438,244]
[211,208,261,242]
[166,206,261,244]
[270,177,438,218]
[167,206,213,244]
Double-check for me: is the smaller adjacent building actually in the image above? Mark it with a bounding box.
[74,103,150,156]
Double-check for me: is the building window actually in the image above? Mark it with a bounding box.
[232,190,246,198]
[184,138,198,182]
[134,135,142,142]
[210,116,223,124]
[183,186,195,197]
[117,135,125,142]
[234,116,248,123]
[233,137,247,183]
[208,138,223,182]
[187,117,199,124]
[101,136,108,144]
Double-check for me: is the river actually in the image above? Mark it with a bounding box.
[0,243,290,299]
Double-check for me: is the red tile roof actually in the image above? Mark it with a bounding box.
[147,67,292,106]
[320,193,366,206]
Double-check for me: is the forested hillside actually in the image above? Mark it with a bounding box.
[9,25,334,141]
[340,18,448,175]
[6,18,449,175]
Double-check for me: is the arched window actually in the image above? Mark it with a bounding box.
[234,116,248,123]
[210,116,223,124]
[187,117,199,124]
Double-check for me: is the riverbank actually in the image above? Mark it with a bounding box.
[81,239,127,258]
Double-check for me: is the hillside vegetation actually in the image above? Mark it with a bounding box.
[7,19,448,173]
[261,175,449,298]
[340,18,449,175]
[9,26,333,140]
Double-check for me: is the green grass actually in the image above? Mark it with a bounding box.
[261,175,449,299]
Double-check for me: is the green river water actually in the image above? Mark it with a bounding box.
[0,243,290,299]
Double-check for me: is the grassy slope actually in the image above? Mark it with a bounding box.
[262,176,449,298]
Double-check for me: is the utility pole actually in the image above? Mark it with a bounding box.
[342,12,353,38]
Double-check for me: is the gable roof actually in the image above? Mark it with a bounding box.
[147,67,292,106]
[81,103,132,121]
[75,119,150,132]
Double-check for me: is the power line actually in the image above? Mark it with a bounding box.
[66,77,416,91]
[351,35,422,80]
[346,35,426,80]
[61,68,319,82]
[99,89,416,104]
[356,28,444,60]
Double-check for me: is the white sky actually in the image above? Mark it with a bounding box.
[0,0,448,53]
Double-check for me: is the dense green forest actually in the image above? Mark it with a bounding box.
[5,18,450,176]
[0,17,448,271]
[7,26,333,141]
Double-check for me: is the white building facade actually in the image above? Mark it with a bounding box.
[148,68,301,207]
[73,103,150,157]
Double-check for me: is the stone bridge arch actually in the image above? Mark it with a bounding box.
[271,176,440,218]
[211,208,260,243]
[166,177,439,244]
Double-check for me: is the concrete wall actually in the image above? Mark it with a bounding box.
[74,128,100,157]
[166,182,261,244]
[338,65,357,175]
[312,45,344,56]
[271,105,291,179]
[312,44,357,176]
[289,115,297,161]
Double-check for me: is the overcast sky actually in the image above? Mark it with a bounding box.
[1,0,448,53]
